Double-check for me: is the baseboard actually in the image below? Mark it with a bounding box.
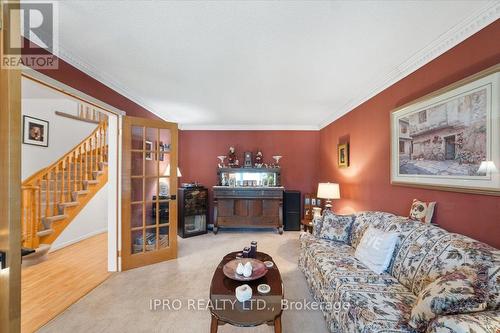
[49,228,107,252]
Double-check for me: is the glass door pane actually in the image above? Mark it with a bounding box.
[122,116,178,270]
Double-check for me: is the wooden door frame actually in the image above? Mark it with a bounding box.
[0,0,22,331]
[121,116,178,271]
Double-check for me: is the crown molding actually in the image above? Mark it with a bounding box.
[318,1,500,129]
[53,1,499,131]
[56,46,160,117]
[179,124,320,131]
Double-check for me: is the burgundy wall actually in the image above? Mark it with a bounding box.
[23,39,159,119]
[179,130,320,222]
[319,21,500,248]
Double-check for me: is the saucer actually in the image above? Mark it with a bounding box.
[257,284,271,294]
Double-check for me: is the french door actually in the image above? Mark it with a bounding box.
[0,0,22,331]
[121,116,178,270]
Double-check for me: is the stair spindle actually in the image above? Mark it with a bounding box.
[45,173,50,218]
[31,187,39,248]
[37,183,42,246]
[61,160,65,204]
[90,138,94,177]
[53,166,58,215]
[94,134,99,172]
[73,151,77,194]
[66,156,71,202]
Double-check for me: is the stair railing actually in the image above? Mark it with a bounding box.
[21,120,108,249]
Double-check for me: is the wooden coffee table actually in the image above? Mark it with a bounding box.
[209,251,283,333]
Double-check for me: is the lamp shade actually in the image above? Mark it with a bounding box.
[477,161,498,174]
[317,183,340,199]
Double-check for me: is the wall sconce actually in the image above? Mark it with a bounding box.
[0,251,6,270]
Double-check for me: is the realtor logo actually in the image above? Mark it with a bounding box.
[2,1,59,69]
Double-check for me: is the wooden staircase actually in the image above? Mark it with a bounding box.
[22,121,109,265]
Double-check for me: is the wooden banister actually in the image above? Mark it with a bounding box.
[21,121,109,249]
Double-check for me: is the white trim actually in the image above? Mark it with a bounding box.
[179,124,320,131]
[318,1,500,129]
[107,113,120,272]
[22,68,126,116]
[49,228,107,252]
[51,2,499,131]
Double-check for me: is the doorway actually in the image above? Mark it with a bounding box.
[445,135,456,160]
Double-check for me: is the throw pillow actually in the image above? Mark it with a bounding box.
[354,226,398,274]
[409,199,436,223]
[312,209,333,238]
[318,212,354,243]
[408,267,488,332]
[487,265,500,310]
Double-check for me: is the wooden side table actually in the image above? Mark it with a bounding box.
[301,219,313,234]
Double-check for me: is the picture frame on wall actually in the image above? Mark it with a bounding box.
[338,143,349,167]
[23,115,49,147]
[145,140,153,160]
[391,66,500,196]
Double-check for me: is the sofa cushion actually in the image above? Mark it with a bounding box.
[312,215,323,238]
[391,225,500,296]
[409,267,488,332]
[425,311,500,333]
[487,266,500,310]
[329,282,417,333]
[299,232,400,293]
[350,211,397,248]
[300,231,353,257]
[355,226,399,274]
[319,213,355,243]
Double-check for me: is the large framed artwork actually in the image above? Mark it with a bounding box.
[391,66,500,196]
[23,115,49,147]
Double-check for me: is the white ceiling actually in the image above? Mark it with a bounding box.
[32,0,499,129]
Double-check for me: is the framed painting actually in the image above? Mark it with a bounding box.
[391,66,500,196]
[23,115,49,147]
[338,143,349,168]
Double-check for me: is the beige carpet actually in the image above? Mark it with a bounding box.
[38,230,329,333]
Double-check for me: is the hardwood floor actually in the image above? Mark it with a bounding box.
[21,232,112,333]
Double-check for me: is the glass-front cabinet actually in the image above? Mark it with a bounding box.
[217,167,281,187]
[178,186,208,238]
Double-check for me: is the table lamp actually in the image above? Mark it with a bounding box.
[317,182,340,210]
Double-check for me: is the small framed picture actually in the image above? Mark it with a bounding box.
[311,198,316,206]
[23,115,49,147]
[338,143,349,168]
[145,140,153,160]
[305,198,310,205]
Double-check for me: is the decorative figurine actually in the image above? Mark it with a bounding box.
[217,155,227,168]
[244,152,253,168]
[254,150,263,168]
[228,146,239,167]
[272,155,283,168]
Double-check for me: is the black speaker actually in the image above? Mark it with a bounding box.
[283,190,301,231]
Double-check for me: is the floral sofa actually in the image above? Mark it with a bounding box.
[298,211,500,333]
